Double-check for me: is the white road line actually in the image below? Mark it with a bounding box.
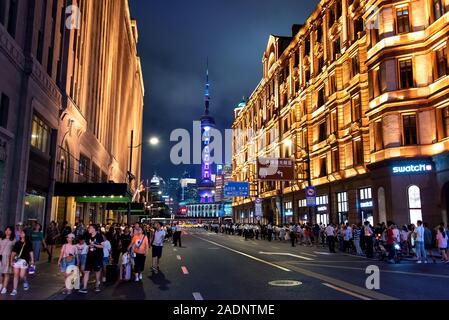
[182,266,189,274]
[314,251,332,255]
[193,236,291,272]
[193,292,204,300]
[297,252,318,257]
[259,252,314,261]
[322,283,372,300]
[176,255,182,260]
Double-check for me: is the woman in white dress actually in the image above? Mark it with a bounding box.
[0,226,16,294]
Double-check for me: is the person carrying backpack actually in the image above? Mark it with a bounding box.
[128,227,148,282]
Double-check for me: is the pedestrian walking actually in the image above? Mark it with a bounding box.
[45,221,60,263]
[79,225,104,294]
[76,237,88,277]
[353,223,364,256]
[102,234,112,283]
[290,225,296,247]
[30,223,44,263]
[414,220,427,263]
[151,222,166,274]
[128,227,148,281]
[436,227,448,262]
[58,234,77,294]
[267,223,273,242]
[325,224,336,253]
[364,221,374,258]
[344,224,353,253]
[0,226,16,295]
[10,229,34,296]
[173,222,182,247]
[424,223,436,263]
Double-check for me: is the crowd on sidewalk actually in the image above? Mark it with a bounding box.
[0,219,184,297]
[206,219,449,264]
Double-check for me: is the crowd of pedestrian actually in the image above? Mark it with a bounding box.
[208,219,449,264]
[0,219,183,297]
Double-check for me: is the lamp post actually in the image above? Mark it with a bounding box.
[127,133,160,223]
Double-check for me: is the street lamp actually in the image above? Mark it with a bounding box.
[149,137,160,146]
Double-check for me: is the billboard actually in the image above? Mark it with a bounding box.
[257,158,295,181]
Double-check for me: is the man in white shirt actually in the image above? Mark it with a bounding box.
[151,222,166,273]
[414,220,427,263]
[325,224,336,253]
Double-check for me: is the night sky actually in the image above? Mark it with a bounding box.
[129,0,319,181]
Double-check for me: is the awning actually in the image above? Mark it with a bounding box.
[54,182,131,202]
[106,203,146,215]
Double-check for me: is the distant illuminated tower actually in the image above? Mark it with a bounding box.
[198,64,216,203]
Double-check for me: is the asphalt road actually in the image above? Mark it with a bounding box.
[2,228,449,300]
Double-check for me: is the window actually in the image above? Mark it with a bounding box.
[0,93,9,129]
[299,199,307,208]
[7,0,18,37]
[0,0,6,25]
[318,55,325,73]
[369,68,381,99]
[435,46,448,79]
[333,38,341,60]
[403,115,418,145]
[329,74,337,95]
[353,139,364,165]
[352,94,362,121]
[317,25,323,43]
[92,164,100,183]
[337,192,348,224]
[351,55,360,78]
[79,154,90,182]
[433,0,445,21]
[354,17,364,40]
[443,107,449,138]
[305,69,311,84]
[396,7,410,34]
[331,148,340,172]
[360,188,372,200]
[30,115,51,154]
[331,111,338,133]
[305,38,311,56]
[374,121,384,151]
[317,87,326,107]
[319,121,327,142]
[369,25,379,47]
[319,157,327,177]
[399,59,414,89]
[317,195,328,205]
[408,185,422,225]
[329,8,335,27]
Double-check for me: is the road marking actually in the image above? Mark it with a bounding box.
[181,266,189,274]
[269,280,302,287]
[272,246,280,249]
[173,248,178,252]
[297,252,318,257]
[322,283,372,300]
[193,236,291,272]
[193,292,204,300]
[259,252,314,261]
[176,255,182,260]
[314,251,332,255]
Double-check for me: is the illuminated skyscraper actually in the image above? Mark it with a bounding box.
[198,65,216,203]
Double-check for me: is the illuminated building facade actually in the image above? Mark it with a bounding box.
[232,0,449,227]
[0,0,144,229]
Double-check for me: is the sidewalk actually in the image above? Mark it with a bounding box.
[0,247,65,300]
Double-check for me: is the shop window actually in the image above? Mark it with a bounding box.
[23,194,46,225]
[396,7,410,34]
[399,59,414,89]
[31,114,51,155]
[433,0,445,22]
[360,188,372,200]
[299,199,307,208]
[0,93,9,129]
[435,46,448,80]
[408,185,422,225]
[317,195,328,205]
[337,192,349,224]
[403,115,418,145]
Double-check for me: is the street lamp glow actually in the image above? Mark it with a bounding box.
[149,137,160,146]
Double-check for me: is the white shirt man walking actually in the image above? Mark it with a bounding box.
[325,224,336,253]
[414,220,427,263]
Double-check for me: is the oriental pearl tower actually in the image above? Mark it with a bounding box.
[198,64,216,203]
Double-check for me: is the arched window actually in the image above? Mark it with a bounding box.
[408,185,422,225]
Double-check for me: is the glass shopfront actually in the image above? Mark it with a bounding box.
[315,195,329,225]
[24,193,46,224]
[359,187,373,224]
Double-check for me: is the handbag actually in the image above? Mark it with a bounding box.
[0,254,2,262]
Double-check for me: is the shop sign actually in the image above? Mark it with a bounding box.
[317,205,327,212]
[360,200,373,208]
[392,163,432,175]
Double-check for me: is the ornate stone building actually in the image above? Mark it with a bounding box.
[0,0,144,229]
[232,0,449,227]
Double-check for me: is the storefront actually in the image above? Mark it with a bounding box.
[283,201,293,224]
[358,187,374,225]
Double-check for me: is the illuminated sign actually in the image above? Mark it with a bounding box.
[224,182,250,197]
[317,205,327,212]
[392,163,432,175]
[285,210,293,216]
[360,201,373,208]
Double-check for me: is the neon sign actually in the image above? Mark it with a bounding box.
[317,206,327,212]
[392,163,432,175]
[360,201,373,208]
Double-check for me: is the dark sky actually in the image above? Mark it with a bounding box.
[129,0,319,181]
